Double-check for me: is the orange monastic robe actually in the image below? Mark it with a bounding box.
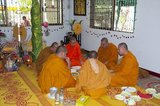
[38,54,76,94]
[66,42,82,66]
[98,43,118,69]
[76,59,111,98]
[110,51,139,87]
[36,47,54,76]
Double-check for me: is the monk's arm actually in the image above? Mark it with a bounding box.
[114,58,134,75]
[76,64,87,92]
[106,48,118,67]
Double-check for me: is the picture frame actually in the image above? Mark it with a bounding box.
[74,0,86,16]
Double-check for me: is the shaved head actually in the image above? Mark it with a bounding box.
[118,42,128,51]
[88,51,98,59]
[50,42,58,48]
[70,36,77,46]
[70,36,77,42]
[118,42,128,56]
[50,42,59,52]
[101,37,108,43]
[100,37,109,48]
[56,46,67,54]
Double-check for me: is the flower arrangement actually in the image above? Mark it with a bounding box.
[68,20,82,36]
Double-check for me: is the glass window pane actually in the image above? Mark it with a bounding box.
[42,0,63,25]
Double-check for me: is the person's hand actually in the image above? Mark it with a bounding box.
[65,57,70,68]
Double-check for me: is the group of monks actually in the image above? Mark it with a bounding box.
[37,36,139,98]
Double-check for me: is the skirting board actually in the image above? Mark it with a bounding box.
[140,67,160,78]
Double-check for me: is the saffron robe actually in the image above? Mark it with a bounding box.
[38,54,76,93]
[36,47,54,76]
[110,51,139,87]
[76,59,111,98]
[66,42,82,66]
[98,43,118,69]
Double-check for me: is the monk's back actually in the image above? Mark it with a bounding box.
[36,47,54,75]
[77,59,111,98]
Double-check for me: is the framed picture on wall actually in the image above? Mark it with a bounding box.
[74,0,86,16]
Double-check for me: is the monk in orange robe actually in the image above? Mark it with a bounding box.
[38,46,76,94]
[98,37,118,69]
[36,42,58,76]
[76,51,111,98]
[110,42,139,87]
[66,36,82,67]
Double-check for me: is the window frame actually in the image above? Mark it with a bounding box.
[90,0,136,33]
[41,0,63,26]
[0,0,8,26]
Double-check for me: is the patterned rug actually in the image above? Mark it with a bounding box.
[0,65,160,106]
[138,75,160,93]
[0,72,42,106]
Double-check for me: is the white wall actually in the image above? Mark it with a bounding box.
[0,0,71,46]
[70,0,160,74]
[1,0,160,74]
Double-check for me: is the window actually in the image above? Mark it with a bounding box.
[41,0,63,25]
[0,0,32,26]
[90,0,137,33]
[0,0,63,26]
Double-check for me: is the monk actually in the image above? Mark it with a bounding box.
[76,51,111,98]
[98,37,118,69]
[38,46,76,94]
[110,42,139,87]
[36,42,58,76]
[66,36,82,66]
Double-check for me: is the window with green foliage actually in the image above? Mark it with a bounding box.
[41,0,63,25]
[0,0,32,26]
[90,0,137,33]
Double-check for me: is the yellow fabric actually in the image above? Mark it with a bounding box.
[98,43,118,69]
[0,72,42,106]
[36,47,54,76]
[38,54,76,94]
[110,51,139,87]
[76,59,111,98]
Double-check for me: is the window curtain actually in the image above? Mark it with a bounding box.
[115,0,137,31]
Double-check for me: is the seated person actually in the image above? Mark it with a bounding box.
[22,16,30,26]
[110,42,139,87]
[98,37,118,69]
[76,51,111,98]
[66,36,82,67]
[38,46,76,94]
[36,42,58,76]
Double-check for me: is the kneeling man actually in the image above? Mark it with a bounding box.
[38,46,76,93]
[76,51,111,98]
[110,42,139,87]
